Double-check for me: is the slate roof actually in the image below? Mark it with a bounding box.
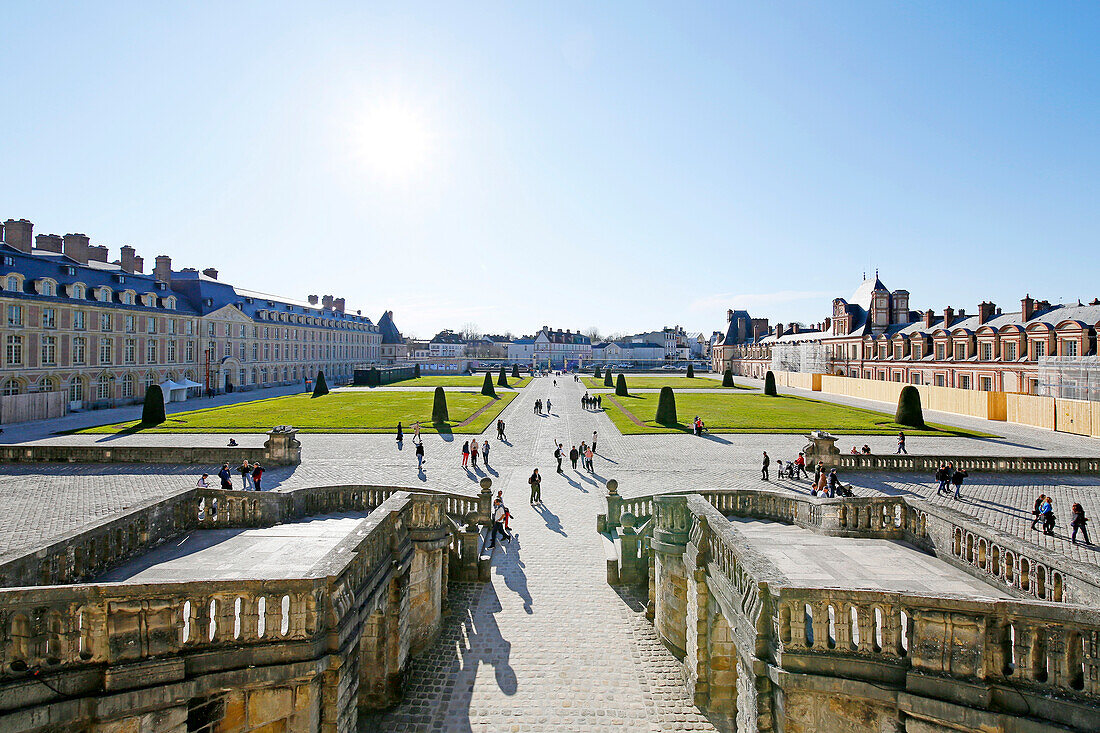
[883,303,1100,339]
[378,311,403,344]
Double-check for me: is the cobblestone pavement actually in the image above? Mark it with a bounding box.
[362,379,731,732]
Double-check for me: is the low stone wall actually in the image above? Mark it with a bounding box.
[0,426,302,466]
[829,452,1100,474]
[0,485,489,732]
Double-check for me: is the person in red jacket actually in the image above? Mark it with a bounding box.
[251,462,264,491]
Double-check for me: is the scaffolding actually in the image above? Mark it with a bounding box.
[771,343,828,374]
[1038,356,1100,401]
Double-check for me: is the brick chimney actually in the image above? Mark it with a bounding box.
[923,309,934,329]
[2,219,33,253]
[978,301,996,324]
[333,297,345,313]
[87,245,108,262]
[308,295,319,305]
[942,306,954,329]
[1021,295,1035,322]
[321,295,334,310]
[35,233,63,253]
[133,255,144,274]
[789,323,801,334]
[154,255,172,283]
[63,233,90,264]
[775,323,785,338]
[119,245,137,274]
[202,267,218,280]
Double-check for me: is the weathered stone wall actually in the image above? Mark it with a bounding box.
[779,688,902,733]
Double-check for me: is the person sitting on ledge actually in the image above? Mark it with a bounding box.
[227,438,238,446]
[861,444,871,454]
[195,473,210,488]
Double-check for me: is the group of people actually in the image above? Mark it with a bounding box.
[460,438,491,469]
[692,416,707,436]
[849,444,873,455]
[533,398,551,415]
[1031,494,1091,544]
[934,463,968,499]
[199,459,264,491]
[580,393,602,410]
[761,451,852,497]
[554,435,597,473]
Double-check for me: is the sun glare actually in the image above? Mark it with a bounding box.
[355,102,431,180]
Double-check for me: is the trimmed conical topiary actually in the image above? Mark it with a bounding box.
[142,384,166,425]
[656,386,677,425]
[313,370,329,398]
[615,373,628,397]
[593,365,602,378]
[686,363,695,378]
[414,363,421,378]
[764,370,777,396]
[604,370,614,387]
[511,364,520,379]
[497,366,508,388]
[481,371,497,398]
[431,386,449,423]
[722,368,734,387]
[896,385,925,427]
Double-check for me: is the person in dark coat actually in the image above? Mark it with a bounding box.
[1030,494,1047,530]
[761,452,770,481]
[1071,503,1091,545]
[218,463,232,490]
[950,467,968,499]
[569,445,579,470]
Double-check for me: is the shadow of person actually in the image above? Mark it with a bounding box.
[533,503,566,537]
[417,466,427,482]
[562,473,588,493]
[485,465,499,477]
[496,538,534,614]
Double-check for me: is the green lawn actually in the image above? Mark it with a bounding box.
[602,392,991,436]
[73,391,518,435]
[580,375,747,390]
[373,375,532,389]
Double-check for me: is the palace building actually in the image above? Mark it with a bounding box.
[712,273,1100,396]
[0,218,382,411]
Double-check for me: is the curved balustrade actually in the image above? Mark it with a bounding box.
[833,453,1100,475]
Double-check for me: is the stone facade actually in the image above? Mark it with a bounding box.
[0,219,383,416]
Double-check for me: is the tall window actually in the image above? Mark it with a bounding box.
[72,284,85,299]
[252,344,258,361]
[121,374,135,398]
[186,341,195,362]
[912,343,922,359]
[72,337,87,365]
[42,308,56,328]
[1033,340,1046,359]
[6,275,20,291]
[125,338,136,364]
[99,337,113,365]
[7,305,22,327]
[96,374,113,400]
[73,310,86,330]
[41,280,56,296]
[69,378,84,402]
[1005,342,1017,361]
[100,313,112,331]
[1063,340,1078,357]
[126,315,135,332]
[953,343,966,360]
[146,339,157,363]
[122,292,134,305]
[935,344,945,360]
[979,376,993,391]
[6,335,23,366]
[980,343,992,361]
[168,319,177,335]
[185,320,194,335]
[147,316,157,334]
[224,342,231,358]
[167,340,177,363]
[41,336,56,366]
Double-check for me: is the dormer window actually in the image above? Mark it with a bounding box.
[5,275,21,292]
[63,265,76,276]
[114,274,126,284]
[156,282,167,290]
[142,293,156,306]
[70,283,86,299]
[121,291,135,305]
[164,296,177,310]
[95,287,111,302]
[203,298,213,307]
[2,256,13,267]
[38,279,57,296]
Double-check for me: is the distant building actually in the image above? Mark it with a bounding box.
[592,341,664,365]
[377,310,407,364]
[428,330,465,358]
[507,338,535,363]
[533,326,592,368]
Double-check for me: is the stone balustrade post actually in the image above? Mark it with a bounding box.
[619,510,642,585]
[264,426,302,465]
[605,479,622,531]
[652,494,691,660]
[477,478,493,527]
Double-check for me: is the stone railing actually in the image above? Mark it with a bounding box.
[0,488,482,729]
[0,426,302,465]
[600,485,1100,607]
[647,491,1100,731]
[830,453,1100,474]
[0,480,487,589]
[772,587,1100,731]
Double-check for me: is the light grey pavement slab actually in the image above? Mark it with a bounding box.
[96,513,369,583]
[730,518,1012,597]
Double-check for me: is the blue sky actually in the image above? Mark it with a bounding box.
[2,2,1098,339]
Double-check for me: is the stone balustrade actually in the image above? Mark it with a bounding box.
[0,426,302,465]
[830,453,1100,474]
[0,486,486,731]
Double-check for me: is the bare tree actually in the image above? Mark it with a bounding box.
[583,327,602,342]
[460,322,481,341]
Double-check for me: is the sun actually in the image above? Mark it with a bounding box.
[354,102,431,180]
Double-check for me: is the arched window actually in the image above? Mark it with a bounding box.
[3,379,22,396]
[6,275,20,291]
[69,378,85,402]
[121,374,135,398]
[96,374,113,400]
[72,284,86,299]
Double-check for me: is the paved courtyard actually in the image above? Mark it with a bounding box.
[2,375,1100,730]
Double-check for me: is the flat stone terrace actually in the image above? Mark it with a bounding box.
[730,518,1012,597]
[96,512,369,583]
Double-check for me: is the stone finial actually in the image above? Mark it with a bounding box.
[606,478,618,495]
[264,426,301,464]
[479,477,493,491]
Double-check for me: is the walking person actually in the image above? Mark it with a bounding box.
[935,464,950,495]
[585,445,595,472]
[528,469,542,504]
[554,443,563,473]
[570,445,579,470]
[416,440,425,471]
[218,463,232,490]
[592,431,598,453]
[951,466,968,499]
[251,462,264,491]
[471,438,479,469]
[461,440,470,468]
[1040,497,1055,536]
[239,459,253,490]
[497,419,506,441]
[482,439,490,467]
[413,421,421,442]
[597,395,602,409]
[496,491,512,533]
[487,498,509,549]
[896,431,907,455]
[1031,494,1047,530]
[795,452,808,479]
[546,398,552,413]
[1071,503,1091,545]
[396,422,404,447]
[761,452,770,481]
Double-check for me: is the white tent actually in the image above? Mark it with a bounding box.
[159,380,189,403]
